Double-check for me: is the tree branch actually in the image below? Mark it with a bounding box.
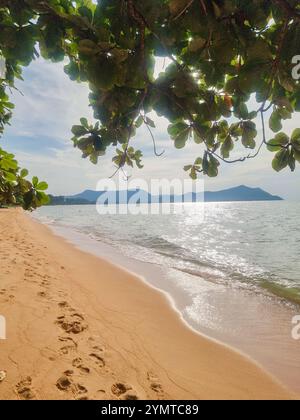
[274,0,300,19]
[173,0,195,21]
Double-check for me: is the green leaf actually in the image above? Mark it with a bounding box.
[194,157,202,166]
[174,128,190,149]
[72,125,89,137]
[242,121,257,149]
[288,154,296,172]
[32,176,39,187]
[272,149,289,172]
[269,111,282,133]
[36,182,48,191]
[221,135,234,158]
[207,155,220,178]
[291,128,300,143]
[0,157,18,171]
[291,129,300,152]
[236,103,249,120]
[20,168,29,178]
[203,153,219,177]
[4,171,17,182]
[145,117,156,128]
[64,60,80,81]
[267,132,289,152]
[294,150,300,163]
[36,191,50,205]
[267,139,285,153]
[184,165,193,172]
[193,129,203,144]
[190,167,197,180]
[168,122,189,138]
[278,107,291,120]
[135,115,144,128]
[80,118,89,129]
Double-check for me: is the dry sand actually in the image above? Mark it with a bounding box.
[0,209,293,400]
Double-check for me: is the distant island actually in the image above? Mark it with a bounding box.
[48,186,283,206]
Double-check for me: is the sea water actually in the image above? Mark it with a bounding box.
[35,201,300,305]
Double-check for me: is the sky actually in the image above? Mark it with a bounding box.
[2,57,300,201]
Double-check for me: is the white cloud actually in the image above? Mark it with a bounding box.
[6,59,94,143]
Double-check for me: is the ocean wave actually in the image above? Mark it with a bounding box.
[34,202,300,308]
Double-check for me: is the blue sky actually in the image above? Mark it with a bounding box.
[2,57,300,200]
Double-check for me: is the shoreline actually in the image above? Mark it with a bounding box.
[0,209,294,400]
[37,215,300,394]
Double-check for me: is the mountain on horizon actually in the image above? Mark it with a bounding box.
[204,185,283,202]
[48,185,283,205]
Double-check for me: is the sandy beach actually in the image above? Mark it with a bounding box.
[0,209,293,400]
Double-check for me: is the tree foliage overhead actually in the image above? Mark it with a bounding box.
[0,147,49,209]
[0,0,300,183]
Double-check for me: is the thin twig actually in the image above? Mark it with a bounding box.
[199,0,208,16]
[110,89,148,177]
[142,116,165,157]
[173,0,195,21]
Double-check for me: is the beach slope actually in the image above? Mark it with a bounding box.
[0,209,292,400]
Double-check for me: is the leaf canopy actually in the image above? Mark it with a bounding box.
[0,0,300,199]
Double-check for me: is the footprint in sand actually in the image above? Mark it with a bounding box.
[63,370,74,376]
[72,358,90,374]
[122,393,139,400]
[41,280,50,287]
[111,383,139,400]
[58,301,68,309]
[0,289,15,302]
[89,351,105,368]
[147,372,164,397]
[59,336,78,355]
[56,374,89,400]
[16,377,35,400]
[56,313,87,335]
[56,375,73,391]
